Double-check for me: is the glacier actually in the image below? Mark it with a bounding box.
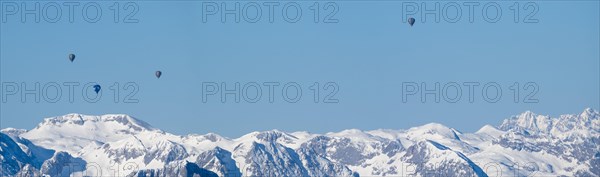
[1,108,599,177]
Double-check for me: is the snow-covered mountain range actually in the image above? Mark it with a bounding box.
[1,108,599,177]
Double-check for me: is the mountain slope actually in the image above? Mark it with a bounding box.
[1,108,598,176]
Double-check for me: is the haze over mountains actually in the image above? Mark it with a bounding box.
[1,108,599,177]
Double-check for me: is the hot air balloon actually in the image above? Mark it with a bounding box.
[155,71,162,78]
[408,17,415,26]
[93,84,101,94]
[69,54,75,62]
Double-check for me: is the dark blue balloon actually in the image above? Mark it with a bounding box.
[69,54,75,62]
[408,17,415,26]
[93,85,101,94]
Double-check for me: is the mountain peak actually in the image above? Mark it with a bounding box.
[20,114,158,154]
[326,128,377,141]
[580,108,599,120]
[36,114,155,132]
[499,108,599,135]
[408,122,455,133]
[498,110,552,132]
[1,128,27,137]
[475,124,504,138]
[405,123,462,141]
[254,129,298,142]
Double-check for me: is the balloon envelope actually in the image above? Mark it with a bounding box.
[69,54,75,62]
[408,18,415,26]
[155,71,162,78]
[93,85,101,94]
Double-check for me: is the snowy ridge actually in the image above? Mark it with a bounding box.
[1,108,599,177]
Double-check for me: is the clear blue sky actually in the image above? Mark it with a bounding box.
[1,1,599,137]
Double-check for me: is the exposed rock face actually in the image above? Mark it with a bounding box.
[1,109,598,176]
